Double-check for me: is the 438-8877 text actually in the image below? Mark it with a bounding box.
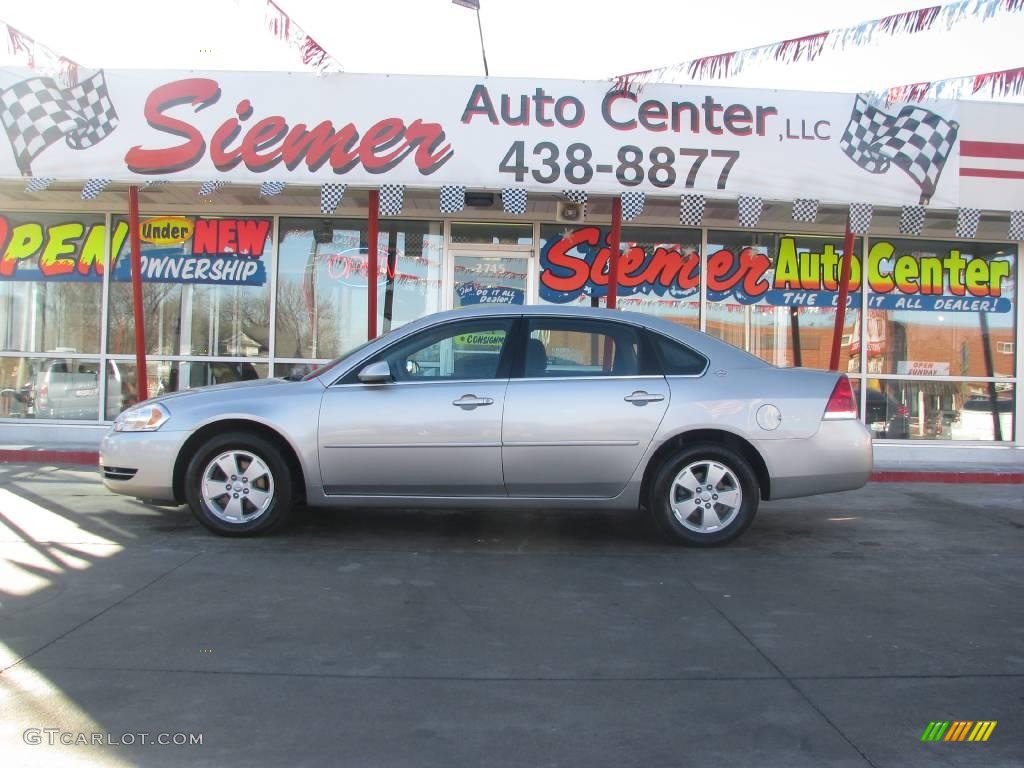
[498,141,740,190]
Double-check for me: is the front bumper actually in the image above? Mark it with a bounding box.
[99,429,188,504]
[753,419,873,500]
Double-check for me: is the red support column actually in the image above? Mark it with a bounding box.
[829,219,855,372]
[367,189,379,340]
[607,196,622,309]
[127,186,148,401]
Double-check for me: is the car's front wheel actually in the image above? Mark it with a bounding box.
[184,432,293,536]
[650,443,759,546]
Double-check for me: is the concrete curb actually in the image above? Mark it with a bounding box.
[869,469,1024,484]
[0,449,100,466]
[1,449,1022,484]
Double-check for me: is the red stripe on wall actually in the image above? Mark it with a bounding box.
[960,140,1024,159]
[959,167,1024,180]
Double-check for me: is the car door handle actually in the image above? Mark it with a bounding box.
[624,391,665,406]
[452,395,494,409]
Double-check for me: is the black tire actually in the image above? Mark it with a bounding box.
[184,431,293,536]
[649,443,760,547]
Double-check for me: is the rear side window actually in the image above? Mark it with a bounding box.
[651,334,707,375]
[521,318,647,378]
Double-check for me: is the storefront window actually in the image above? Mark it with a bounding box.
[106,359,269,419]
[863,239,1016,377]
[705,232,860,370]
[451,222,532,245]
[107,215,272,357]
[0,212,106,355]
[538,225,701,328]
[0,355,113,421]
[276,218,442,359]
[864,379,1014,442]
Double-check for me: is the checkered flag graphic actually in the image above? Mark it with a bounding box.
[620,191,645,221]
[955,208,981,239]
[502,188,528,215]
[679,194,705,226]
[737,196,764,228]
[849,203,873,234]
[899,205,926,236]
[439,185,465,213]
[1009,210,1024,240]
[81,178,110,200]
[0,70,119,175]
[198,180,227,197]
[792,198,819,223]
[563,189,588,206]
[840,95,958,200]
[24,177,53,192]
[320,183,345,214]
[379,184,405,216]
[260,181,286,197]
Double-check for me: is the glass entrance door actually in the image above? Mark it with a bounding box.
[450,250,533,309]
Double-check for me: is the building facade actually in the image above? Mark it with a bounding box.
[0,68,1020,457]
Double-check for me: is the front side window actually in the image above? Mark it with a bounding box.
[523,319,644,378]
[379,320,515,382]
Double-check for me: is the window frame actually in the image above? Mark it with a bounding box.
[647,331,710,377]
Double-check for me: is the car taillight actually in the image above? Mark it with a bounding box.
[823,376,857,420]
[897,405,909,417]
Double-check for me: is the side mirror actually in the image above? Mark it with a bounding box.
[357,361,393,384]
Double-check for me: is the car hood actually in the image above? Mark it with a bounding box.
[141,377,305,407]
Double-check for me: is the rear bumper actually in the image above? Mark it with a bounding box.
[99,429,187,504]
[754,419,873,500]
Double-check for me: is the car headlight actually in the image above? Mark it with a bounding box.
[114,403,170,432]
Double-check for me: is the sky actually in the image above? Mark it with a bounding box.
[0,0,1022,99]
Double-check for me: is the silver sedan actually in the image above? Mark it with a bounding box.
[100,305,872,546]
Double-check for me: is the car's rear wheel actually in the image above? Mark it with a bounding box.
[184,432,293,536]
[650,443,759,546]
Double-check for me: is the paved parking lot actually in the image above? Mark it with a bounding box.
[0,462,1021,767]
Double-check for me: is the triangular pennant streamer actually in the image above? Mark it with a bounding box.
[379,184,405,216]
[501,188,528,215]
[439,185,466,214]
[620,191,645,221]
[81,178,111,200]
[25,177,53,192]
[320,183,345,214]
[260,181,286,197]
[198,180,227,197]
[899,205,927,235]
[955,208,981,239]
[1009,210,1024,240]
[849,203,873,234]
[679,194,705,226]
[737,196,763,227]
[792,199,819,223]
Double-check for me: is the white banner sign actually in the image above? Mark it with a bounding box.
[896,361,952,376]
[1,67,1022,210]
